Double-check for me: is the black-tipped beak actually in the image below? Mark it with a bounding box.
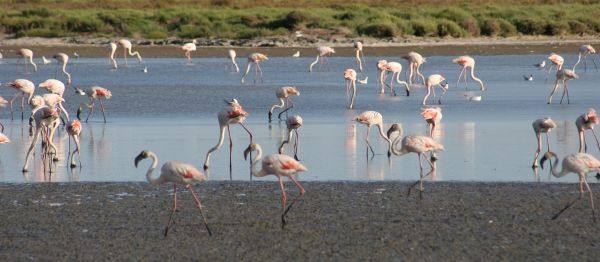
[243,145,252,161]
[540,155,547,170]
[387,150,391,158]
[76,107,82,120]
[134,152,145,168]
[268,111,272,122]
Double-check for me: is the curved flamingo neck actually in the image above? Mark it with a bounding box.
[145,152,161,185]
[250,146,267,177]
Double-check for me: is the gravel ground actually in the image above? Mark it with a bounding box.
[0,181,598,261]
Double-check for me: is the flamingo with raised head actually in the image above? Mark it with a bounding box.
[354,111,392,157]
[573,44,597,73]
[309,46,335,72]
[575,108,600,153]
[452,56,484,91]
[279,115,303,161]
[108,42,118,69]
[22,106,60,172]
[17,48,37,73]
[244,143,307,229]
[241,53,268,84]
[8,79,35,121]
[53,53,71,85]
[422,74,448,106]
[135,150,212,236]
[182,39,197,64]
[268,86,300,122]
[76,86,112,123]
[354,41,364,72]
[402,51,426,86]
[531,117,557,168]
[66,120,82,168]
[228,49,239,72]
[382,62,410,96]
[117,39,143,66]
[344,69,357,109]
[547,69,578,104]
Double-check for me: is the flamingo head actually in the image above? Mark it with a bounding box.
[134,150,151,168]
[75,87,86,96]
[586,109,599,124]
[344,69,357,80]
[41,107,59,120]
[286,87,300,96]
[386,123,403,141]
[377,60,388,70]
[243,143,262,160]
[30,95,45,108]
[540,151,558,170]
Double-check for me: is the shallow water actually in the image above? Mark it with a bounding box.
[0,53,599,183]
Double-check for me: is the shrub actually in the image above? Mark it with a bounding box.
[146,30,168,39]
[569,21,589,35]
[437,19,464,37]
[411,19,437,37]
[270,10,318,30]
[545,21,569,35]
[357,23,396,38]
[514,18,547,35]
[66,17,101,33]
[437,7,470,23]
[21,8,51,18]
[461,17,480,36]
[21,28,64,37]
[480,18,516,37]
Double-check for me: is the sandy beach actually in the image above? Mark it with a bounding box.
[0,181,598,260]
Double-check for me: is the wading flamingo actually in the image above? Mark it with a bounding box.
[76,86,112,123]
[41,94,68,125]
[278,115,303,161]
[376,60,388,94]
[354,111,392,157]
[402,51,426,86]
[22,106,60,172]
[541,152,600,221]
[108,42,118,69]
[573,44,597,73]
[8,79,35,121]
[38,79,68,123]
[135,150,212,236]
[422,74,448,106]
[182,39,197,64]
[382,62,410,96]
[547,53,564,74]
[575,108,600,153]
[354,41,365,72]
[53,53,71,85]
[344,69,357,109]
[309,46,335,72]
[547,69,578,104]
[421,107,442,138]
[0,96,9,144]
[228,49,239,72]
[268,86,300,122]
[241,53,268,84]
[452,55,484,91]
[117,39,143,66]
[17,48,37,73]
[66,120,82,168]
[244,143,307,229]
[531,117,557,168]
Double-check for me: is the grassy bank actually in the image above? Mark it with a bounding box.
[1,4,600,40]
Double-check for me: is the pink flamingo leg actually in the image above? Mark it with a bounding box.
[456,67,465,88]
[282,175,305,229]
[164,184,178,236]
[583,176,596,221]
[227,125,233,180]
[278,176,288,228]
[533,132,542,168]
[187,185,213,236]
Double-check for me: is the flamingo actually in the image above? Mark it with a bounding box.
[228,49,239,72]
[182,39,197,64]
[41,56,51,65]
[22,106,60,172]
[17,48,37,73]
[547,69,578,104]
[308,46,335,72]
[376,60,388,94]
[203,99,254,178]
[117,39,143,66]
[66,120,82,168]
[531,117,557,168]
[268,86,300,122]
[38,79,69,123]
[76,86,112,123]
[354,41,365,72]
[278,115,303,161]
[134,150,212,236]
[540,152,600,221]
[243,143,307,229]
[41,94,68,125]
[0,96,9,144]
[452,55,484,91]
[547,53,564,74]
[575,108,600,153]
[422,74,448,106]
[402,51,426,86]
[354,111,392,157]
[241,53,268,84]
[382,62,410,96]
[573,44,597,73]
[344,69,357,109]
[108,42,118,69]
[53,53,71,85]
[8,79,35,121]
[421,107,442,138]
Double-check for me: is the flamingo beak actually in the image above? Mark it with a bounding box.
[134,152,146,168]
[243,145,252,161]
[76,106,82,120]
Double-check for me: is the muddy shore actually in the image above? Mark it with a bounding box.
[0,181,598,260]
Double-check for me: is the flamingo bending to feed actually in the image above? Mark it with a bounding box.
[344,69,357,109]
[76,86,112,123]
[53,53,71,85]
[382,62,410,96]
[421,107,442,138]
[268,86,300,122]
[547,53,564,74]
[354,111,392,157]
[531,117,557,168]
[67,120,82,168]
[39,79,69,122]
[182,39,197,64]
[108,42,118,69]
[573,44,597,73]
[278,115,303,161]
[376,60,388,94]
[402,51,426,86]
[17,48,37,73]
[422,74,448,106]
[228,49,239,72]
[575,108,600,153]
[241,53,268,84]
[547,69,578,104]
[309,46,335,72]
[244,143,307,229]
[117,39,143,66]
[8,79,35,121]
[452,56,484,91]
[354,41,365,72]
[135,150,212,236]
[22,106,60,172]
[0,97,9,144]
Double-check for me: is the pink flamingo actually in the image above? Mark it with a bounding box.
[22,106,60,172]
[117,39,143,66]
[203,99,253,177]
[76,86,112,123]
[344,69,357,109]
[573,44,597,73]
[0,97,9,144]
[182,39,197,64]
[241,53,268,84]
[541,152,600,221]
[108,42,118,69]
[244,143,307,229]
[382,62,410,96]
[8,79,35,121]
[53,53,71,85]
[278,115,303,161]
[228,49,239,72]
[531,117,557,168]
[376,60,388,94]
[39,79,68,122]
[309,46,335,72]
[452,56,484,91]
[422,74,448,106]
[421,107,442,138]
[66,120,82,168]
[17,48,37,73]
[268,86,300,122]
[575,108,600,153]
[547,53,564,74]
[354,41,365,72]
[402,51,426,86]
[354,111,392,157]
[135,150,212,236]
[547,69,578,104]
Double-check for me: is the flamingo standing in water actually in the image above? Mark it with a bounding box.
[547,69,578,104]
[39,79,69,122]
[421,107,442,138]
[66,120,82,168]
[354,41,365,72]
[117,39,143,66]
[344,69,358,109]
[268,86,300,122]
[75,86,112,123]
[402,51,426,86]
[228,49,239,72]
[382,62,410,96]
[354,111,392,157]
[0,96,9,144]
[244,143,307,229]
[203,99,253,178]
[182,39,197,64]
[573,44,597,73]
[452,56,485,91]
[17,48,37,73]
[547,53,564,74]
[108,42,118,69]
[22,106,60,172]
[376,60,388,94]
[135,150,212,236]
[241,53,268,84]
[309,46,335,72]
[53,53,71,85]
[531,117,557,168]
[422,74,448,106]
[278,115,303,161]
[8,79,35,121]
[575,108,600,153]
[541,152,600,221]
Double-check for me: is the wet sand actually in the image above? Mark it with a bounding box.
[1,181,598,260]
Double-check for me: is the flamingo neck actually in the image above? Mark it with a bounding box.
[270,98,285,114]
[469,67,484,90]
[250,146,267,177]
[145,152,161,185]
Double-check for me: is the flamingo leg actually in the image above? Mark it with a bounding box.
[282,175,305,229]
[407,64,414,86]
[583,176,596,222]
[592,57,599,72]
[279,129,293,154]
[238,122,254,180]
[547,80,560,104]
[164,184,178,236]
[389,73,395,96]
[72,134,81,167]
[123,49,128,66]
[293,129,300,161]
[422,84,431,105]
[9,92,22,121]
[590,128,600,151]
[86,100,95,123]
[278,176,288,228]
[533,132,542,168]
[365,125,375,157]
[456,67,465,89]
[256,62,264,83]
[188,185,213,235]
[228,125,233,180]
[99,99,107,123]
[417,64,425,85]
[21,95,25,121]
[22,127,42,172]
[584,56,588,73]
[463,67,469,90]
[278,98,293,120]
[546,132,551,152]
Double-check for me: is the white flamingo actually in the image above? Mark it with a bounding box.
[402,51,426,86]
[76,86,112,123]
[354,111,392,157]
[452,55,484,91]
[309,46,335,72]
[573,44,597,73]
[241,53,268,84]
[422,74,448,106]
[575,108,600,153]
[531,117,557,168]
[278,115,303,161]
[269,86,300,122]
[547,69,578,104]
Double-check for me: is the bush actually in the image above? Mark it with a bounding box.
[146,30,168,39]
[569,21,589,35]
[461,17,480,36]
[270,10,318,30]
[437,7,470,23]
[21,28,64,37]
[480,18,516,37]
[437,19,464,37]
[411,19,437,37]
[21,8,51,18]
[545,21,569,35]
[66,17,101,33]
[514,18,547,35]
[357,23,396,38]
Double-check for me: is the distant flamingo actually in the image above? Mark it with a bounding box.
[53,53,71,85]
[344,69,357,109]
[452,56,484,91]
[531,117,557,168]
[547,53,564,74]
[402,51,426,86]
[135,150,212,236]
[575,108,600,153]
[41,56,51,65]
[108,42,118,69]
[76,86,112,123]
[541,152,600,221]
[573,44,597,73]
[17,48,37,73]
[547,69,578,104]
[268,86,300,122]
[354,111,392,157]
[41,94,68,123]
[66,120,82,168]
[22,106,60,172]
[203,99,253,178]
[354,41,365,72]
[309,46,335,72]
[241,53,268,84]
[182,39,197,64]
[117,39,143,66]
[422,74,448,106]
[0,97,9,144]
[244,143,307,229]
[228,49,239,72]
[376,60,388,94]
[38,79,65,97]
[278,115,303,161]
[8,79,35,121]
[421,107,442,138]
[382,62,410,96]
